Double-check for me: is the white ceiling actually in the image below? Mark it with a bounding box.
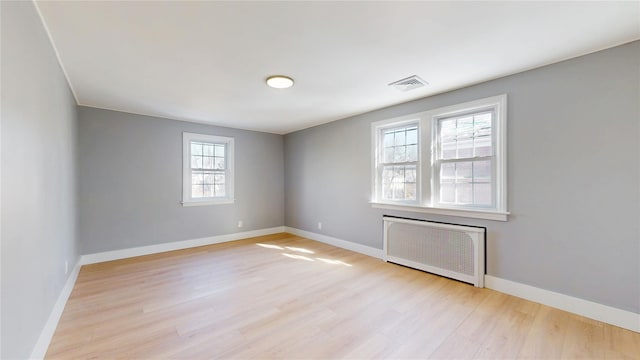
[35,1,639,134]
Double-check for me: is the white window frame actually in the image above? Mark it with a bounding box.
[182,132,235,206]
[371,94,508,221]
[372,119,422,205]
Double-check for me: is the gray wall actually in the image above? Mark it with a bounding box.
[78,107,284,254]
[285,41,640,314]
[1,2,79,358]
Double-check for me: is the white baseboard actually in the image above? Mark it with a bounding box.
[30,260,82,360]
[80,226,286,265]
[284,227,384,259]
[284,228,639,333]
[485,275,640,333]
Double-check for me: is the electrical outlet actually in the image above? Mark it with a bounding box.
[318,222,322,230]
[237,220,243,228]
[64,260,69,275]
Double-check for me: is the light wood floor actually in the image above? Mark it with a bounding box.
[46,233,639,359]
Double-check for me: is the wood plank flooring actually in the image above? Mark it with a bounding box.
[46,233,640,359]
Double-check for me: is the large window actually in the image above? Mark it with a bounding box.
[371,95,507,221]
[182,132,234,206]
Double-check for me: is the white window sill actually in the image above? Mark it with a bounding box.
[370,201,509,221]
[182,199,235,207]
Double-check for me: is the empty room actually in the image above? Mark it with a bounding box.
[2,0,639,359]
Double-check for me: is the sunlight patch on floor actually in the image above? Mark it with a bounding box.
[284,246,315,254]
[316,258,353,267]
[256,243,284,250]
[282,253,314,261]
[256,243,352,267]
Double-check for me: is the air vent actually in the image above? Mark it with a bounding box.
[388,75,428,92]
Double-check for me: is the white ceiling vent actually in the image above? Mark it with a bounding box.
[388,75,428,92]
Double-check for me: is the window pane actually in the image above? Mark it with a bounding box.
[457,117,474,138]
[203,184,214,198]
[191,155,202,169]
[405,166,416,182]
[406,144,417,162]
[405,183,416,199]
[214,145,225,157]
[214,158,225,170]
[191,142,202,156]
[440,182,455,203]
[457,138,473,158]
[394,130,406,146]
[473,183,492,206]
[441,163,455,179]
[393,183,405,199]
[441,141,456,159]
[474,135,492,157]
[214,173,225,185]
[406,129,417,145]
[474,112,492,136]
[384,185,393,199]
[382,167,394,185]
[393,146,406,163]
[456,183,472,204]
[456,161,472,180]
[440,119,456,137]
[203,173,214,185]
[203,144,214,156]
[214,184,226,197]
[393,166,405,182]
[473,160,491,181]
[383,132,394,147]
[192,172,204,185]
[384,147,394,163]
[203,156,214,169]
[191,184,203,198]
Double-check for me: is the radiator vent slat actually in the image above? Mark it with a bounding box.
[383,217,485,287]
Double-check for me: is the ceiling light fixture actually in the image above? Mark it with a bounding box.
[266,75,294,89]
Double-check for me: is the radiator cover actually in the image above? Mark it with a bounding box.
[383,216,485,287]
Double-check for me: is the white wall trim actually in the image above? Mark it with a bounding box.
[284,227,384,259]
[485,275,640,333]
[370,201,509,221]
[29,260,82,360]
[81,226,286,265]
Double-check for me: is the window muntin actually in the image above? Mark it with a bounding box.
[436,111,494,208]
[377,124,419,203]
[182,133,234,206]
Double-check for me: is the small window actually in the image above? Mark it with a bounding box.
[182,132,234,206]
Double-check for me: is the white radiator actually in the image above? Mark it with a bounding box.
[383,216,485,287]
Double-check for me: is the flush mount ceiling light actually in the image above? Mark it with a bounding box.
[266,75,294,89]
